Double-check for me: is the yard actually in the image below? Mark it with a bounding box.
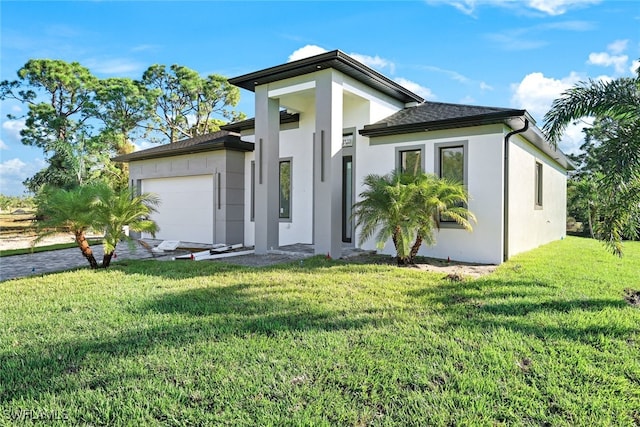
[1,236,638,425]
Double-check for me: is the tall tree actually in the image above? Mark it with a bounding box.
[352,171,475,265]
[543,68,640,255]
[141,64,245,142]
[93,77,154,190]
[0,59,99,192]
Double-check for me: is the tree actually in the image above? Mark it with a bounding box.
[35,185,102,268]
[141,64,245,142]
[0,59,99,192]
[352,171,475,265]
[543,67,640,255]
[35,184,160,269]
[93,186,159,268]
[93,77,154,190]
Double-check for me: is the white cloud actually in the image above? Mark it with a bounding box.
[510,71,583,120]
[0,157,46,196]
[83,58,144,76]
[287,45,396,74]
[607,39,629,55]
[0,139,8,150]
[393,78,436,100]
[479,81,494,91]
[459,95,476,104]
[2,119,25,144]
[350,53,396,74]
[427,0,600,16]
[288,45,328,62]
[631,60,640,75]
[511,71,592,154]
[588,52,629,74]
[527,0,600,15]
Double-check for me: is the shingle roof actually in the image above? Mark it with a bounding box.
[360,101,526,136]
[112,130,254,162]
[221,111,299,132]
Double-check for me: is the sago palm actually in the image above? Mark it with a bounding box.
[93,186,160,267]
[36,185,101,268]
[353,171,475,265]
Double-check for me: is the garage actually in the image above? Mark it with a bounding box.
[141,175,215,244]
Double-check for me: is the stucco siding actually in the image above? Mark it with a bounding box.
[358,125,506,264]
[507,134,567,257]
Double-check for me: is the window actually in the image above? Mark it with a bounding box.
[440,146,464,184]
[279,159,291,220]
[437,144,466,224]
[250,161,255,221]
[535,161,543,208]
[398,148,423,175]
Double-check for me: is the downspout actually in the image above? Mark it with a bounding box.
[503,118,529,262]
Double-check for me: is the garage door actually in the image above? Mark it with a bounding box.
[142,175,214,244]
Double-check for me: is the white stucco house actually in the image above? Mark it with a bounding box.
[114,50,573,264]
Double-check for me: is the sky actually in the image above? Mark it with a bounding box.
[1,0,639,196]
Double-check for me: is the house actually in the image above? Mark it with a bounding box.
[115,50,573,264]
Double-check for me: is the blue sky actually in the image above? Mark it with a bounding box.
[1,0,638,196]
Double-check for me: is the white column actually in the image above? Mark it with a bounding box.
[254,85,280,254]
[313,70,343,258]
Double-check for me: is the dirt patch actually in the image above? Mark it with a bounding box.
[343,252,497,278]
[624,289,640,307]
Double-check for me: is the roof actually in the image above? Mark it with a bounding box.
[360,101,527,136]
[112,130,254,162]
[221,111,299,132]
[229,50,424,104]
[360,101,575,170]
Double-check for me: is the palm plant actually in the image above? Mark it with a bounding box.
[35,185,101,268]
[353,171,475,265]
[93,186,160,267]
[543,66,640,255]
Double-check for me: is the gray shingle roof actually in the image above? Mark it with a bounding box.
[221,111,299,132]
[360,101,526,136]
[112,130,254,162]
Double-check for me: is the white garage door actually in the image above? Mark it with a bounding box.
[142,175,214,244]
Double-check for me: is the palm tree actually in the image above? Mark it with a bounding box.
[352,171,475,265]
[93,186,160,268]
[36,185,101,268]
[543,66,640,255]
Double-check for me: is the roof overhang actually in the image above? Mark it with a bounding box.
[229,50,424,104]
[221,111,299,133]
[112,132,254,163]
[360,109,528,137]
[360,110,575,171]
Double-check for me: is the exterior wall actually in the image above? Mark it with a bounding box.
[507,133,567,257]
[129,150,245,245]
[242,69,405,250]
[359,125,506,265]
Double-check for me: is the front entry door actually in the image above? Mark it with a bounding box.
[342,156,353,243]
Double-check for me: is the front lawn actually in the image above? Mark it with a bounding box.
[1,237,638,425]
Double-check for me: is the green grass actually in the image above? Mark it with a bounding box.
[1,236,639,426]
[0,239,102,257]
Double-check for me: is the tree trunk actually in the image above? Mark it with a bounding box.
[102,252,113,268]
[408,233,423,264]
[75,230,98,269]
[392,226,405,265]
